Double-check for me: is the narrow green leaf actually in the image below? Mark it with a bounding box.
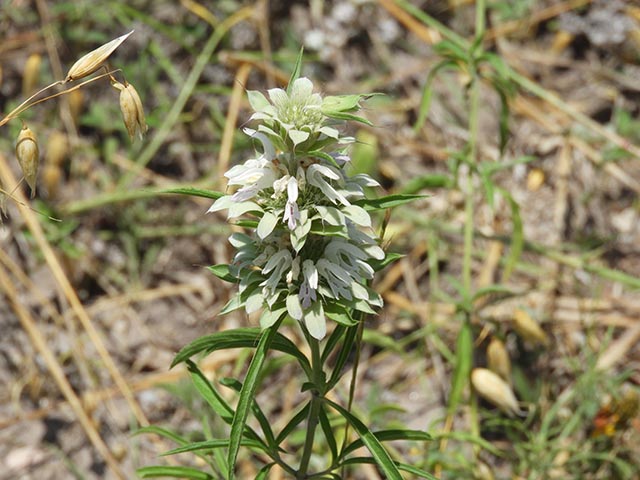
[318,406,338,464]
[137,466,214,479]
[340,457,437,479]
[134,426,189,446]
[255,463,276,480]
[160,186,224,200]
[499,188,523,282]
[401,174,452,194]
[186,360,234,423]
[207,265,238,283]
[172,328,311,375]
[370,252,403,272]
[321,93,381,114]
[342,429,432,456]
[324,398,403,480]
[227,316,285,480]
[162,438,266,456]
[447,319,473,414]
[286,47,304,93]
[414,59,457,132]
[326,324,359,389]
[275,403,310,444]
[354,194,426,211]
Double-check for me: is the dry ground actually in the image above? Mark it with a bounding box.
[1,1,639,479]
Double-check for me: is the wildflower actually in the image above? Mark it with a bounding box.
[112,80,147,141]
[211,74,384,340]
[15,124,39,197]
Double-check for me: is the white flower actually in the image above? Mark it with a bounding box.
[260,249,292,294]
[316,258,354,301]
[299,259,318,308]
[250,77,325,147]
[324,239,374,280]
[307,164,350,206]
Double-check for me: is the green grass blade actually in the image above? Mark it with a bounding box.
[275,402,310,445]
[171,328,310,375]
[226,315,285,480]
[186,360,234,423]
[160,186,224,200]
[342,429,432,456]
[287,47,304,92]
[137,466,214,479]
[324,398,403,480]
[318,405,338,464]
[447,319,473,415]
[340,457,437,479]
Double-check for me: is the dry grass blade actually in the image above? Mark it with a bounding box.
[64,30,133,82]
[216,62,252,185]
[0,265,127,480]
[0,154,149,429]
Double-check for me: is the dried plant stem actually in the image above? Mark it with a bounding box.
[0,71,117,128]
[0,154,150,428]
[215,62,253,186]
[118,6,255,189]
[0,264,127,480]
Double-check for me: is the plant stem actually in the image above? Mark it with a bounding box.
[297,336,323,479]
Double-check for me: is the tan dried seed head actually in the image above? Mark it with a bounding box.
[65,30,133,82]
[68,89,85,125]
[471,368,523,417]
[0,178,6,219]
[16,124,39,198]
[43,164,62,200]
[23,53,42,97]
[113,81,147,140]
[46,131,69,167]
[487,337,511,383]
[513,309,549,346]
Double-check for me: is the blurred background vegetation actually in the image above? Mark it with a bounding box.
[0,0,639,479]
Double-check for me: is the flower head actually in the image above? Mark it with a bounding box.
[211,75,384,339]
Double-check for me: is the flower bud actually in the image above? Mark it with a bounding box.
[471,368,523,417]
[22,53,42,97]
[16,124,39,197]
[113,81,147,141]
[487,337,511,383]
[65,30,133,82]
[513,309,549,346]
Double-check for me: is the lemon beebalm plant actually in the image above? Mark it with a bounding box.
[137,51,430,480]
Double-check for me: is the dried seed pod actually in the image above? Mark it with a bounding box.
[46,131,68,167]
[65,30,133,82]
[471,368,523,417]
[487,337,511,383]
[0,178,6,219]
[113,80,147,140]
[68,89,84,125]
[513,309,549,346]
[42,164,62,199]
[22,53,42,96]
[15,124,39,197]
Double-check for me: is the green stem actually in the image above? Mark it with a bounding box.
[297,336,323,479]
